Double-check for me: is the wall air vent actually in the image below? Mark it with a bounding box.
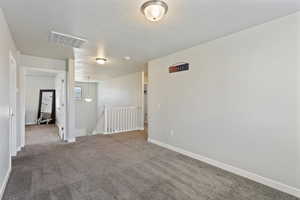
[49,31,88,48]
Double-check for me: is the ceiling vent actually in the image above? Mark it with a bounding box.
[49,31,88,48]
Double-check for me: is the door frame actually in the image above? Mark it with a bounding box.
[19,67,67,145]
[9,51,17,157]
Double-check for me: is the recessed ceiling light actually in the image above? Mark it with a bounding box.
[141,0,168,22]
[124,56,131,60]
[96,58,107,65]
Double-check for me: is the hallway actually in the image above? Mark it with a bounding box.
[3,131,296,200]
[25,124,60,145]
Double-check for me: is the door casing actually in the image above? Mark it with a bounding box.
[9,51,17,157]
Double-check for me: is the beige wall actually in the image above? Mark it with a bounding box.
[95,72,143,133]
[75,82,97,136]
[0,8,18,198]
[148,12,300,193]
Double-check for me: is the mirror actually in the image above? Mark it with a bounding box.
[37,89,56,124]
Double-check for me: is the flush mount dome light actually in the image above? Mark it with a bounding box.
[124,56,131,60]
[84,98,93,103]
[141,0,168,22]
[96,58,107,65]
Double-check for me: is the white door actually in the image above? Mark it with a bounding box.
[9,53,17,156]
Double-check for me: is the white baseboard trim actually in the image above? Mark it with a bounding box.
[77,129,87,136]
[0,164,11,200]
[25,122,36,126]
[67,138,76,143]
[55,122,61,128]
[148,138,300,198]
[17,145,22,152]
[92,130,105,135]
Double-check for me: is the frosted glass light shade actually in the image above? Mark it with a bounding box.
[84,98,93,102]
[141,0,168,22]
[96,58,107,65]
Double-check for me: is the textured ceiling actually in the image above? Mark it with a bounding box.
[1,0,299,80]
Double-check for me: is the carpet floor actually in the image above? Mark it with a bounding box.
[25,124,60,145]
[3,131,298,200]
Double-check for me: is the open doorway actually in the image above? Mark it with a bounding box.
[24,69,66,145]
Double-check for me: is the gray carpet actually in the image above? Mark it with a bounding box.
[3,131,298,200]
[25,124,60,145]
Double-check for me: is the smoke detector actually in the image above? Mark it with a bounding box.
[49,31,88,48]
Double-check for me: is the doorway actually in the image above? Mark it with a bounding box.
[23,69,66,145]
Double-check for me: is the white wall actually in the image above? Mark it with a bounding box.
[96,72,143,133]
[75,82,97,136]
[148,12,300,194]
[25,75,55,125]
[0,8,18,199]
[20,55,66,71]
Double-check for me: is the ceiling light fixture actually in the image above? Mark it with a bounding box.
[141,0,168,22]
[96,58,107,65]
[124,56,131,60]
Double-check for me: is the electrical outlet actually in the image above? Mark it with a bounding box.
[170,130,174,136]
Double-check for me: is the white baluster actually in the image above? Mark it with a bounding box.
[111,108,113,133]
[109,108,112,133]
[104,106,144,134]
[128,107,131,130]
[117,108,120,132]
[106,108,109,133]
[110,108,113,133]
[120,108,123,131]
[128,108,130,131]
[104,105,107,133]
[107,108,110,133]
[131,108,134,130]
[133,108,135,130]
[123,108,125,131]
[136,107,138,130]
[112,108,115,133]
[115,108,118,132]
[126,108,129,131]
[134,108,137,130]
